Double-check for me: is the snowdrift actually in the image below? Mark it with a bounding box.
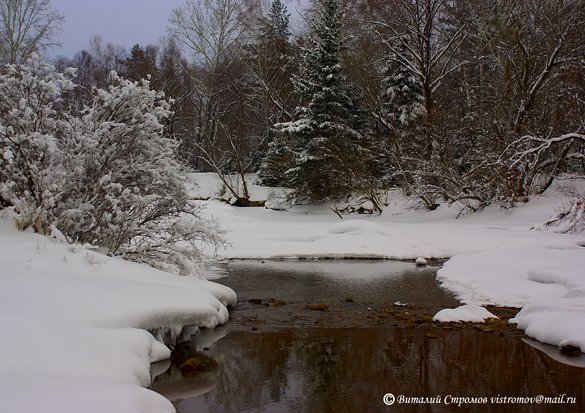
[0,214,236,413]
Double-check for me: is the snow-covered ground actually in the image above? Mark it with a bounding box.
[0,214,236,413]
[2,173,585,412]
[194,174,585,351]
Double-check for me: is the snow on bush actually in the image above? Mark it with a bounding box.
[0,59,75,231]
[539,194,585,234]
[0,59,224,278]
[533,183,585,235]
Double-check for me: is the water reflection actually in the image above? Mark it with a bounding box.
[151,261,584,411]
[154,328,585,412]
[151,349,220,401]
[216,260,459,306]
[523,339,585,369]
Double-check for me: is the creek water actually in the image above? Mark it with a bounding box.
[208,260,459,305]
[151,260,585,412]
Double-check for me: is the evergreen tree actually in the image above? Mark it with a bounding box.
[381,37,426,131]
[278,0,366,203]
[122,44,158,83]
[252,0,297,187]
[261,0,290,42]
[378,37,427,199]
[257,135,294,187]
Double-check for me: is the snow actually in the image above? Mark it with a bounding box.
[193,175,585,352]
[187,173,273,204]
[433,304,499,323]
[415,257,427,265]
[197,183,583,263]
[0,213,236,413]
[3,173,585,412]
[436,249,585,307]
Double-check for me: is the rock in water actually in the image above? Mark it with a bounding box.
[179,358,206,373]
[415,257,427,266]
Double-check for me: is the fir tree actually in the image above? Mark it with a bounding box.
[253,0,297,187]
[381,37,426,132]
[278,0,366,203]
[379,37,427,195]
[122,44,158,83]
[260,0,290,42]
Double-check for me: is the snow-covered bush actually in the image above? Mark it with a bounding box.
[0,59,75,232]
[0,60,225,278]
[537,185,585,234]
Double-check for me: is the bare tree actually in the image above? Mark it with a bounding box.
[359,0,474,209]
[369,0,470,119]
[169,0,253,73]
[86,35,128,87]
[0,0,64,65]
[466,0,585,205]
[355,0,585,211]
[56,36,129,110]
[169,0,264,204]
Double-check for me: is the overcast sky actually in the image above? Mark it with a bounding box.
[50,0,305,59]
[50,0,185,58]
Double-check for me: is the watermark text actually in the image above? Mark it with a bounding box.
[383,393,576,407]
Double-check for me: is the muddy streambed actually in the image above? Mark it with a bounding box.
[151,260,585,412]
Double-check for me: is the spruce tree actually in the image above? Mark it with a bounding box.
[253,0,296,187]
[381,37,426,132]
[122,44,158,83]
[279,0,365,203]
[261,0,290,42]
[381,37,428,204]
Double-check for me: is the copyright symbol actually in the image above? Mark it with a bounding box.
[383,393,395,405]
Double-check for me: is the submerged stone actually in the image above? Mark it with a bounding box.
[179,358,206,373]
[561,345,581,356]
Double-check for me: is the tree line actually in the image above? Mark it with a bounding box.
[3,0,585,214]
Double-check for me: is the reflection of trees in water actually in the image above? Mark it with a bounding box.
[218,261,460,306]
[203,330,296,413]
[176,329,585,412]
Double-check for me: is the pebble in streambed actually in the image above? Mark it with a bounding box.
[231,297,525,337]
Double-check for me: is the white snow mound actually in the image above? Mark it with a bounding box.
[0,214,236,413]
[433,304,499,323]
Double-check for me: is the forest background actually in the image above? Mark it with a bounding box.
[1,0,585,274]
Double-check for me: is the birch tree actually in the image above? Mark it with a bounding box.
[169,0,263,204]
[0,0,64,65]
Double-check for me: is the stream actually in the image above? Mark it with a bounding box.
[151,260,585,412]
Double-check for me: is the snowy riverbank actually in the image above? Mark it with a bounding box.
[1,173,584,412]
[195,173,585,351]
[0,214,236,413]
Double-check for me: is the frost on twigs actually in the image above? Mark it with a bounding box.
[0,59,226,278]
[536,185,585,234]
[118,212,226,279]
[265,188,293,211]
[0,57,76,234]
